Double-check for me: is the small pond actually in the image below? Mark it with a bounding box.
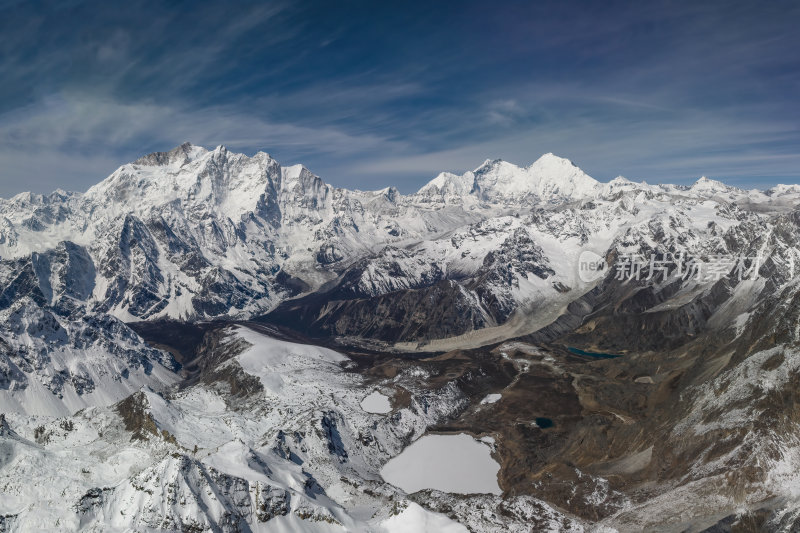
[567,347,621,359]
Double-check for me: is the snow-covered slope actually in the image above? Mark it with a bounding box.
[269,176,787,348]
[0,326,574,532]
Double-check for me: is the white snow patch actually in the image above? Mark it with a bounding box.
[380,502,468,533]
[480,393,502,405]
[234,326,349,397]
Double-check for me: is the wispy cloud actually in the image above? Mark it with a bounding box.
[0,0,797,196]
[486,99,525,125]
[348,106,800,191]
[0,94,396,195]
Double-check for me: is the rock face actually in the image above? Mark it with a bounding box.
[0,239,178,416]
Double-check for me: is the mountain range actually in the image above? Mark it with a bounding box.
[2,143,800,531]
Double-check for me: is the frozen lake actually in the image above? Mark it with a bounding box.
[380,433,501,495]
[360,390,392,413]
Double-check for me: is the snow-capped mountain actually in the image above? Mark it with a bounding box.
[4,143,800,531]
[3,142,792,343]
[0,143,483,323]
[417,153,600,205]
[0,240,179,416]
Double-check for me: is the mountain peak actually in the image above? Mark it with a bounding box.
[415,170,473,199]
[474,158,504,173]
[532,152,569,163]
[416,153,598,202]
[528,152,580,172]
[133,142,207,167]
[521,153,598,199]
[84,143,283,220]
[691,175,731,192]
[282,163,317,181]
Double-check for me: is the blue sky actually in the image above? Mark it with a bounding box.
[0,0,798,196]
